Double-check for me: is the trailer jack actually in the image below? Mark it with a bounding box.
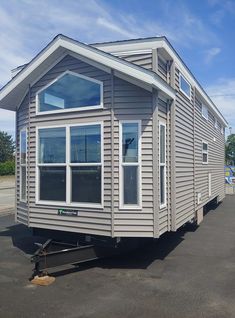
[30,237,135,284]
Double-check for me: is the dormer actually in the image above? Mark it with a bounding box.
[156,47,173,86]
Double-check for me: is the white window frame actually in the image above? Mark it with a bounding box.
[214,119,217,129]
[179,73,191,100]
[202,141,208,165]
[20,127,27,202]
[159,121,167,209]
[201,104,208,120]
[36,122,104,209]
[215,119,221,131]
[35,70,103,116]
[119,120,142,210]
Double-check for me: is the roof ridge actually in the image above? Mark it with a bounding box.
[91,36,165,46]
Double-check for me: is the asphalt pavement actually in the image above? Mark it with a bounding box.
[0,196,235,318]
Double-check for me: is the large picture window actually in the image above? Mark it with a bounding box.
[37,123,103,207]
[36,71,103,114]
[159,122,166,208]
[20,128,27,202]
[120,121,141,209]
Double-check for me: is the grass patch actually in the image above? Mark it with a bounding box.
[0,161,15,176]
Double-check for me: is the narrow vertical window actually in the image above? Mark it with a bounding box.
[120,121,141,208]
[70,124,102,205]
[20,128,27,202]
[179,73,191,98]
[201,104,208,120]
[38,127,66,202]
[159,122,166,208]
[202,141,208,164]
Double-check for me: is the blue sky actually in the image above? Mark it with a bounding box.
[0,0,234,137]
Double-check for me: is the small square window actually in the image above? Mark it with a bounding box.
[203,143,208,151]
[202,142,208,164]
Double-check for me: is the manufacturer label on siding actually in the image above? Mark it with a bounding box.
[58,209,79,217]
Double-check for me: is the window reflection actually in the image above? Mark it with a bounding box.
[180,74,191,98]
[20,130,27,164]
[71,125,101,163]
[38,72,101,112]
[122,123,138,163]
[39,127,66,163]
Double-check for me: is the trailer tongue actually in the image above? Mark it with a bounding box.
[31,236,147,283]
[32,240,118,275]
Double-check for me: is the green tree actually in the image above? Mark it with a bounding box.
[0,131,15,163]
[225,134,235,166]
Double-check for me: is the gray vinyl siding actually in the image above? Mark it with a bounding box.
[112,77,154,237]
[16,94,29,225]
[158,97,171,235]
[16,54,156,237]
[116,53,152,70]
[157,55,168,82]
[27,54,112,236]
[174,69,195,229]
[194,93,225,206]
[173,68,225,230]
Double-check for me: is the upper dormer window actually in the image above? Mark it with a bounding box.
[202,104,208,120]
[179,73,191,99]
[37,71,103,114]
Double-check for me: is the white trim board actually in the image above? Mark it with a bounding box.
[119,120,142,210]
[0,35,175,112]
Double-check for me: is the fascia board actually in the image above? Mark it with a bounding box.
[0,40,61,102]
[94,38,227,126]
[60,38,175,99]
[0,37,175,108]
[93,40,164,53]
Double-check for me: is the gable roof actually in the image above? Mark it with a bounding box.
[0,34,175,112]
[92,37,228,126]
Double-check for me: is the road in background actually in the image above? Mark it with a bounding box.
[0,175,15,214]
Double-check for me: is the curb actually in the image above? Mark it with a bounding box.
[0,187,15,190]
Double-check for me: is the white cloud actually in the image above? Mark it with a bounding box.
[0,0,221,136]
[205,47,221,63]
[208,0,235,25]
[97,17,137,38]
[206,78,235,133]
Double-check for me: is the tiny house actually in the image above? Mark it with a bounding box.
[0,35,227,240]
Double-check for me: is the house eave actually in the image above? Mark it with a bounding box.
[0,35,175,112]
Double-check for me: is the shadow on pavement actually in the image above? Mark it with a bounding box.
[0,221,44,255]
[0,209,211,276]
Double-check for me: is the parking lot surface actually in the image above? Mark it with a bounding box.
[0,196,235,318]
